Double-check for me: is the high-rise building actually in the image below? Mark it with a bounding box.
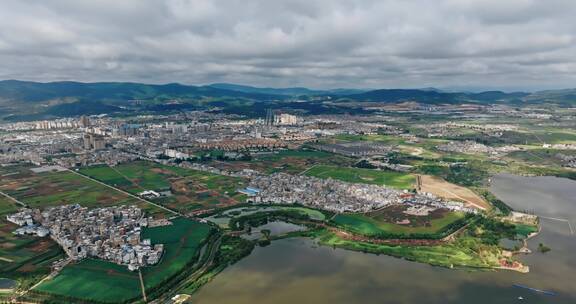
[83,134,92,150]
[92,136,106,150]
[113,124,139,137]
[79,116,90,128]
[275,113,299,125]
[82,133,106,150]
[265,108,275,126]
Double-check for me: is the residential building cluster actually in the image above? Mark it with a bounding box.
[437,140,520,155]
[248,173,479,214]
[422,122,517,138]
[7,204,165,271]
[196,138,287,151]
[248,173,402,212]
[556,153,576,168]
[544,143,576,150]
[0,110,408,170]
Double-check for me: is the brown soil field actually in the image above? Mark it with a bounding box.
[17,264,37,272]
[418,175,490,210]
[28,239,54,253]
[0,243,15,249]
[150,167,173,175]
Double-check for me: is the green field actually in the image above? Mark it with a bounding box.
[79,161,247,212]
[305,165,415,189]
[333,212,465,236]
[257,150,333,161]
[141,218,212,289]
[34,218,212,303]
[0,234,62,276]
[34,259,142,303]
[0,166,160,214]
[0,196,18,215]
[207,205,328,228]
[316,230,499,268]
[506,149,574,168]
[0,197,64,289]
[514,129,576,145]
[204,149,356,175]
[79,161,171,194]
[164,164,243,194]
[331,134,406,145]
[2,171,139,208]
[278,207,326,221]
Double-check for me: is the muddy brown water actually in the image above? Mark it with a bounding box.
[190,174,576,303]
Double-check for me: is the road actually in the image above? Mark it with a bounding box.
[16,258,72,301]
[139,269,147,302]
[298,164,318,175]
[0,190,27,207]
[66,169,182,217]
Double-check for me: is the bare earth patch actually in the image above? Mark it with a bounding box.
[419,175,490,210]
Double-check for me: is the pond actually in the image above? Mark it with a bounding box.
[0,278,16,290]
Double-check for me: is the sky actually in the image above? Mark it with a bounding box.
[0,0,575,91]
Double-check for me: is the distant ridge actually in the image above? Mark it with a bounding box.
[340,89,534,104]
[209,83,367,96]
[342,89,464,104]
[0,79,574,121]
[0,80,285,103]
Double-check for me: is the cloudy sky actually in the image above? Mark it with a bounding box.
[0,0,575,91]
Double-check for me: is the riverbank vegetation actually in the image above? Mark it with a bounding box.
[313,229,500,269]
[179,235,254,295]
[206,204,530,272]
[229,209,321,231]
[538,243,551,253]
[480,190,513,215]
[330,212,470,239]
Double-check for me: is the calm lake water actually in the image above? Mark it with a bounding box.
[241,221,306,241]
[0,278,16,289]
[191,174,576,303]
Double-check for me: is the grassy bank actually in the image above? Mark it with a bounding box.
[314,229,500,269]
[332,211,466,237]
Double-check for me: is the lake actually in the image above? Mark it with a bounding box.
[190,174,576,303]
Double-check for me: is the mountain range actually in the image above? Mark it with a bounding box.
[0,80,574,121]
[208,83,366,96]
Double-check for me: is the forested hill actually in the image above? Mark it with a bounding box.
[0,80,574,121]
[0,80,284,104]
[340,89,534,105]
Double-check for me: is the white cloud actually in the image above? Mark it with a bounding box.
[0,0,574,90]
